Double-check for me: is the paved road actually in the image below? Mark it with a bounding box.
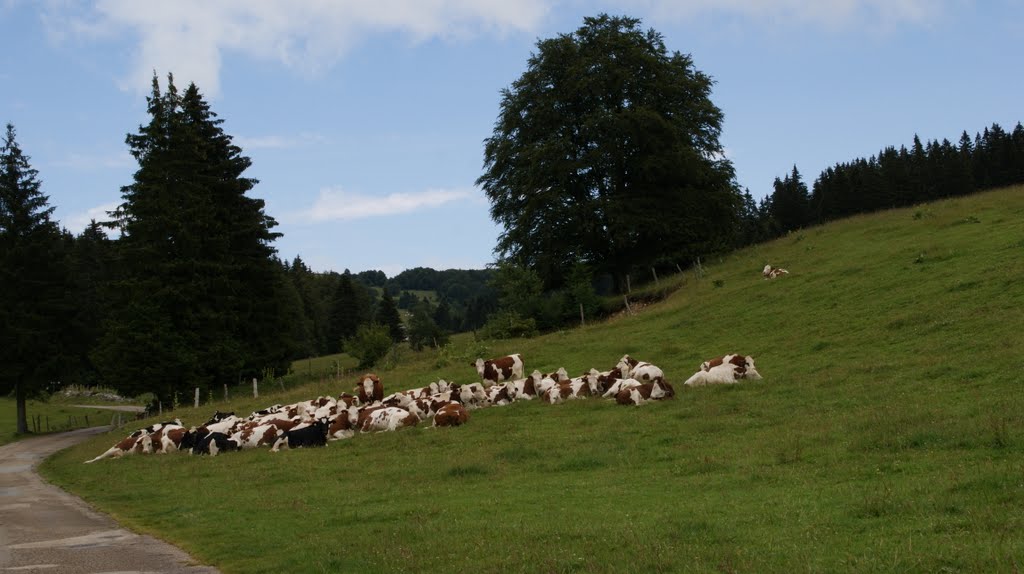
[0,426,219,574]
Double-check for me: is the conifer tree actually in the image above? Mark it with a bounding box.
[769,166,810,233]
[0,124,69,433]
[94,74,291,402]
[375,290,404,343]
[327,271,363,353]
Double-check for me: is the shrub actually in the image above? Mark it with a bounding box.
[345,324,394,369]
[478,310,538,339]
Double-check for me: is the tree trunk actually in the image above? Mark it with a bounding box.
[15,381,28,434]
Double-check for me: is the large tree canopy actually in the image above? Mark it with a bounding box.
[478,14,741,291]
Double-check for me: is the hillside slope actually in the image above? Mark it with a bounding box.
[43,187,1024,573]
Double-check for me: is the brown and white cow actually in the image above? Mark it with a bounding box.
[763,264,789,279]
[486,382,515,406]
[230,422,283,449]
[356,373,384,404]
[433,403,469,427]
[532,371,560,398]
[326,407,360,440]
[84,431,153,463]
[542,379,592,403]
[601,377,643,399]
[685,354,762,386]
[615,378,675,405]
[149,423,190,453]
[472,354,524,386]
[545,367,569,383]
[508,372,542,401]
[450,383,488,409]
[616,355,665,382]
[592,367,625,394]
[360,407,420,433]
[542,382,572,404]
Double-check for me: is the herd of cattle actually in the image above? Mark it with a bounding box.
[84,351,763,463]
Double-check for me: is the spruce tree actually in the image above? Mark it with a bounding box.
[94,74,291,402]
[0,124,69,433]
[769,166,811,233]
[327,271,363,353]
[375,290,404,343]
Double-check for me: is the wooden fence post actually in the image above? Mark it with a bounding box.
[579,302,586,327]
[253,377,259,399]
[624,296,633,315]
[224,384,229,401]
[652,267,659,285]
[194,387,200,409]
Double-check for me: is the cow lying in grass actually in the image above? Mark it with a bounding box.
[615,379,675,406]
[85,353,690,462]
[684,354,762,386]
[763,264,789,279]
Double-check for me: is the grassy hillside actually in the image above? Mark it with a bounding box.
[41,187,1024,573]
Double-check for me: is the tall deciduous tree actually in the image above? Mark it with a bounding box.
[479,14,740,292]
[93,74,290,403]
[0,124,69,434]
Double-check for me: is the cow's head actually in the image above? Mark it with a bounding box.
[616,355,636,374]
[653,378,675,399]
[472,358,486,377]
[743,356,762,380]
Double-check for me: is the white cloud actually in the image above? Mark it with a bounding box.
[56,0,550,97]
[295,186,477,223]
[51,151,133,170]
[234,132,327,150]
[62,201,119,233]
[627,0,942,28]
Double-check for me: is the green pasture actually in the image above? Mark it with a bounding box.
[0,398,127,447]
[42,187,1024,572]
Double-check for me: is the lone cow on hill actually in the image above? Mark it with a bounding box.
[472,353,524,386]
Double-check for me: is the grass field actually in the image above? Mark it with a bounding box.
[0,398,130,447]
[41,187,1024,573]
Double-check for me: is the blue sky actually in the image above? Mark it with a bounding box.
[2,1,1021,277]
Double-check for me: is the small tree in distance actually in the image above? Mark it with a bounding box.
[345,324,393,369]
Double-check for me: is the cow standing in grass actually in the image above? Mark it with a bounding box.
[472,354,524,386]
